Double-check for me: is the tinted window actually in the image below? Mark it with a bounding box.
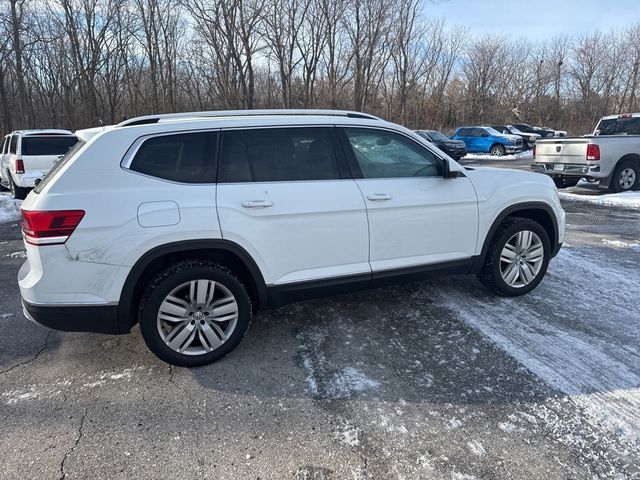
[344,128,441,178]
[473,128,488,137]
[21,136,78,156]
[1,137,8,154]
[219,127,340,182]
[457,128,472,136]
[426,130,450,142]
[597,117,640,135]
[129,132,217,183]
[9,135,17,153]
[34,140,86,194]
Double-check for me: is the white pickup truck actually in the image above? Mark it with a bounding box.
[531,113,640,192]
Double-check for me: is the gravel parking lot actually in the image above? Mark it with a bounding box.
[1,177,639,479]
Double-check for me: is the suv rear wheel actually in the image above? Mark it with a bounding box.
[139,260,252,367]
[9,176,29,200]
[478,217,551,296]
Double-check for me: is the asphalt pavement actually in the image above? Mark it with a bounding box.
[0,171,639,479]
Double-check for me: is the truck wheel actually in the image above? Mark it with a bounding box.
[490,144,506,157]
[138,260,252,367]
[553,177,579,189]
[9,176,29,200]
[610,160,639,192]
[477,217,551,296]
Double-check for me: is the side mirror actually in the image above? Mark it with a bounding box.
[442,159,461,178]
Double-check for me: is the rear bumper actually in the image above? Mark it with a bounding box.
[22,300,121,334]
[531,162,602,178]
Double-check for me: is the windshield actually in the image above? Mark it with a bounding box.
[485,127,502,135]
[596,117,640,135]
[514,124,534,133]
[33,140,85,194]
[425,130,450,142]
[21,136,78,156]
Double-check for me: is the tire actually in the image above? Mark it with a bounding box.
[609,160,639,193]
[477,217,551,296]
[9,176,29,200]
[553,177,580,189]
[490,144,506,157]
[138,260,252,367]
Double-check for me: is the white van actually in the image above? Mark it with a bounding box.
[0,129,78,199]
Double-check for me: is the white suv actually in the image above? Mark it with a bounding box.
[1,129,78,199]
[18,110,565,367]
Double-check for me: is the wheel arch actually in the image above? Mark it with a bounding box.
[608,153,640,191]
[117,239,268,333]
[473,202,559,273]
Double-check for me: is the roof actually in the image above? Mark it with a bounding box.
[599,113,640,121]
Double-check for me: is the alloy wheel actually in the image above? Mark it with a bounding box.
[156,279,239,355]
[499,230,544,288]
[619,167,636,190]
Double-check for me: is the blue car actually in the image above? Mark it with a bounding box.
[452,126,523,157]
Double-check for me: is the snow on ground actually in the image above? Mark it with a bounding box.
[462,150,533,162]
[0,193,21,223]
[440,246,640,452]
[559,190,640,210]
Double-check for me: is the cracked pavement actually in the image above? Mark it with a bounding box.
[1,183,639,479]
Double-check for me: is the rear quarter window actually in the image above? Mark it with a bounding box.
[128,131,218,183]
[21,136,78,156]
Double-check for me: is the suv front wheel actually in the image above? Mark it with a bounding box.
[139,260,252,367]
[478,217,551,296]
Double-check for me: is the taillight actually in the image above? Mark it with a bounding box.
[15,159,25,174]
[532,145,536,159]
[21,210,85,245]
[586,144,600,161]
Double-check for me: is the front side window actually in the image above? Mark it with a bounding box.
[129,132,218,183]
[344,128,441,179]
[21,136,78,156]
[9,135,17,153]
[218,127,340,183]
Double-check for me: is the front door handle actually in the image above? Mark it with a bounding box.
[366,193,392,201]
[241,200,273,208]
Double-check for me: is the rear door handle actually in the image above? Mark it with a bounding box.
[366,193,392,201]
[241,200,273,208]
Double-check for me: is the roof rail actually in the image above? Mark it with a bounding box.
[116,109,382,127]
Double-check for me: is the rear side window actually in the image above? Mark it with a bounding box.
[597,117,640,135]
[129,132,218,183]
[457,128,471,136]
[218,127,340,182]
[1,137,8,153]
[9,135,17,153]
[21,136,78,156]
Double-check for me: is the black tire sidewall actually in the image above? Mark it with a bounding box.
[485,219,551,296]
[139,263,251,367]
[611,160,639,193]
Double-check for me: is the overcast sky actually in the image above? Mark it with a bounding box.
[426,0,640,40]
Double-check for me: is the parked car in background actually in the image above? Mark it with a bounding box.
[531,113,640,191]
[491,125,540,150]
[414,129,467,160]
[512,123,565,138]
[18,109,564,367]
[452,126,523,156]
[0,129,77,199]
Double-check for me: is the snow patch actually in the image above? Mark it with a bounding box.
[6,251,26,259]
[336,421,360,447]
[559,190,640,210]
[2,366,147,404]
[466,440,486,457]
[0,194,21,223]
[329,367,379,398]
[602,239,640,251]
[463,150,533,162]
